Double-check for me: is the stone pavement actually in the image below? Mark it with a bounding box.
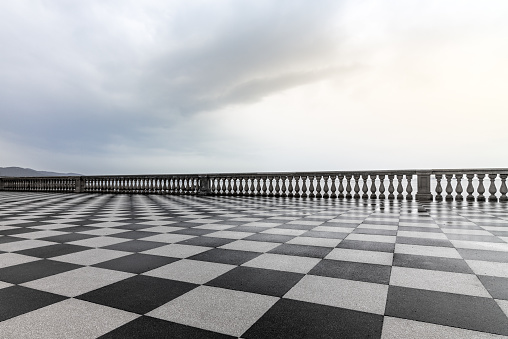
[0,192,507,338]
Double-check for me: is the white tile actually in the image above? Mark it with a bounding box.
[144,259,235,284]
[89,221,128,228]
[242,253,320,274]
[381,316,507,339]
[0,239,56,252]
[390,267,491,297]
[286,220,323,226]
[325,248,393,265]
[450,240,508,252]
[397,231,447,240]
[52,248,130,265]
[147,286,277,337]
[496,299,508,319]
[204,231,254,239]
[395,244,461,259]
[219,240,280,253]
[79,228,128,236]
[142,226,184,233]
[345,234,396,243]
[398,222,438,228]
[141,233,195,243]
[243,222,284,228]
[22,267,134,297]
[285,275,388,315]
[261,228,307,236]
[466,260,508,278]
[287,237,342,248]
[358,224,398,231]
[68,236,130,248]
[441,228,493,236]
[142,244,211,258]
[0,298,138,339]
[195,224,235,230]
[138,220,177,226]
[0,281,13,289]
[0,253,40,268]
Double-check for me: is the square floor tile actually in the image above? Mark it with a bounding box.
[393,253,474,274]
[385,286,508,336]
[147,285,278,337]
[207,266,304,297]
[219,240,280,253]
[189,248,261,265]
[286,236,341,248]
[78,275,197,314]
[144,259,235,284]
[337,240,395,253]
[140,233,196,243]
[243,298,383,339]
[0,298,138,339]
[309,259,391,284]
[0,259,80,284]
[478,275,508,300]
[205,230,254,239]
[381,316,508,339]
[268,243,332,258]
[103,239,166,252]
[0,239,56,252]
[395,244,462,259]
[389,266,490,297]
[94,253,179,274]
[15,244,89,258]
[345,233,397,243]
[142,244,212,258]
[285,275,388,315]
[68,236,131,248]
[40,233,96,243]
[242,253,320,274]
[325,248,393,265]
[21,266,134,297]
[0,285,66,321]
[0,252,40,268]
[466,260,508,278]
[99,316,234,338]
[52,248,130,265]
[244,233,295,243]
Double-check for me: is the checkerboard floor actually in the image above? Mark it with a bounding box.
[1,192,508,338]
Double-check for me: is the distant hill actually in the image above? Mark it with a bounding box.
[0,167,82,177]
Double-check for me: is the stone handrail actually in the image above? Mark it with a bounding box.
[0,168,507,202]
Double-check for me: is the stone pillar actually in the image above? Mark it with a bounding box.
[198,175,211,196]
[415,172,433,201]
[74,176,85,193]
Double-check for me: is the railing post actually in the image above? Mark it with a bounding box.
[75,176,85,193]
[198,175,211,196]
[415,172,432,201]
[0,178,4,191]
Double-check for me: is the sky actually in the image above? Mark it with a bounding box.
[1,0,507,175]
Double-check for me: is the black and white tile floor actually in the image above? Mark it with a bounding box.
[1,192,507,338]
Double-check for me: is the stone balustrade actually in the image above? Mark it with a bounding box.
[1,169,507,202]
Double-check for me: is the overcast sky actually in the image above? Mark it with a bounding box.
[1,0,507,175]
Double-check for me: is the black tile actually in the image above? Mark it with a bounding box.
[188,248,260,265]
[0,228,39,236]
[478,275,508,300]
[457,248,508,263]
[103,240,166,252]
[337,240,395,253]
[396,237,454,247]
[15,244,89,258]
[99,316,234,338]
[94,253,178,274]
[177,236,235,248]
[243,298,383,339]
[172,228,216,236]
[309,259,391,284]
[244,233,295,243]
[0,236,21,244]
[207,266,304,297]
[268,244,332,259]
[55,225,99,233]
[301,231,348,239]
[40,233,96,243]
[393,253,474,274]
[0,259,80,284]
[77,275,197,314]
[115,223,153,231]
[398,226,443,233]
[112,231,157,240]
[226,226,267,233]
[363,220,399,226]
[352,228,397,236]
[385,286,508,336]
[0,285,66,321]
